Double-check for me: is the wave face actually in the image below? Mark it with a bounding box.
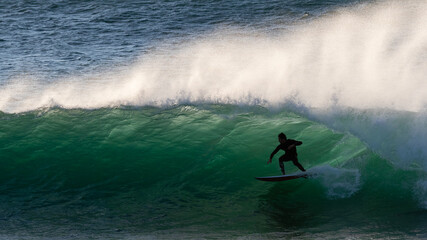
[0,105,426,239]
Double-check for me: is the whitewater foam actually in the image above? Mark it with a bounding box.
[415,179,427,209]
[310,165,361,199]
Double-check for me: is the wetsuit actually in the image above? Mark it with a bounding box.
[270,139,305,174]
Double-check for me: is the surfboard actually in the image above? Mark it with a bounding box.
[255,172,311,182]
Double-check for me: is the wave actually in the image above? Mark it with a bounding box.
[1,105,425,236]
[1,0,427,236]
[2,1,426,172]
[0,0,426,114]
[2,1,426,170]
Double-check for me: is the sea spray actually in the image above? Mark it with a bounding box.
[304,108,427,170]
[415,179,427,209]
[0,1,426,113]
[310,165,361,199]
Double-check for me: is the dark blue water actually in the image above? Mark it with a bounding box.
[0,0,359,80]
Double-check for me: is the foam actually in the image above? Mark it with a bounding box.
[415,179,427,209]
[310,165,361,199]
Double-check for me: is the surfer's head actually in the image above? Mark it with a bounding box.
[278,133,287,143]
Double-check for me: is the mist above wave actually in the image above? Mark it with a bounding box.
[1,0,425,114]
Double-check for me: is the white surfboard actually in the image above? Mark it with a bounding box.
[255,172,312,182]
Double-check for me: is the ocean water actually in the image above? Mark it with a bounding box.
[1,0,427,239]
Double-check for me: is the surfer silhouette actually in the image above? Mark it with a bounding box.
[268,133,306,175]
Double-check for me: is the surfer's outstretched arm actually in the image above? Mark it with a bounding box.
[268,145,280,164]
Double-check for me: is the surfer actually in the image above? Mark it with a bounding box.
[268,133,306,175]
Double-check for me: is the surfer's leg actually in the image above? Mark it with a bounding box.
[279,155,286,175]
[292,158,306,172]
[279,160,285,175]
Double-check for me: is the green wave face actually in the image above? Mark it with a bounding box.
[0,105,426,238]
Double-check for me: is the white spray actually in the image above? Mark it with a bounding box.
[1,0,425,113]
[310,165,361,199]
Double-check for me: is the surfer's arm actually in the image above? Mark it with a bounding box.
[268,145,280,164]
[287,140,302,150]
